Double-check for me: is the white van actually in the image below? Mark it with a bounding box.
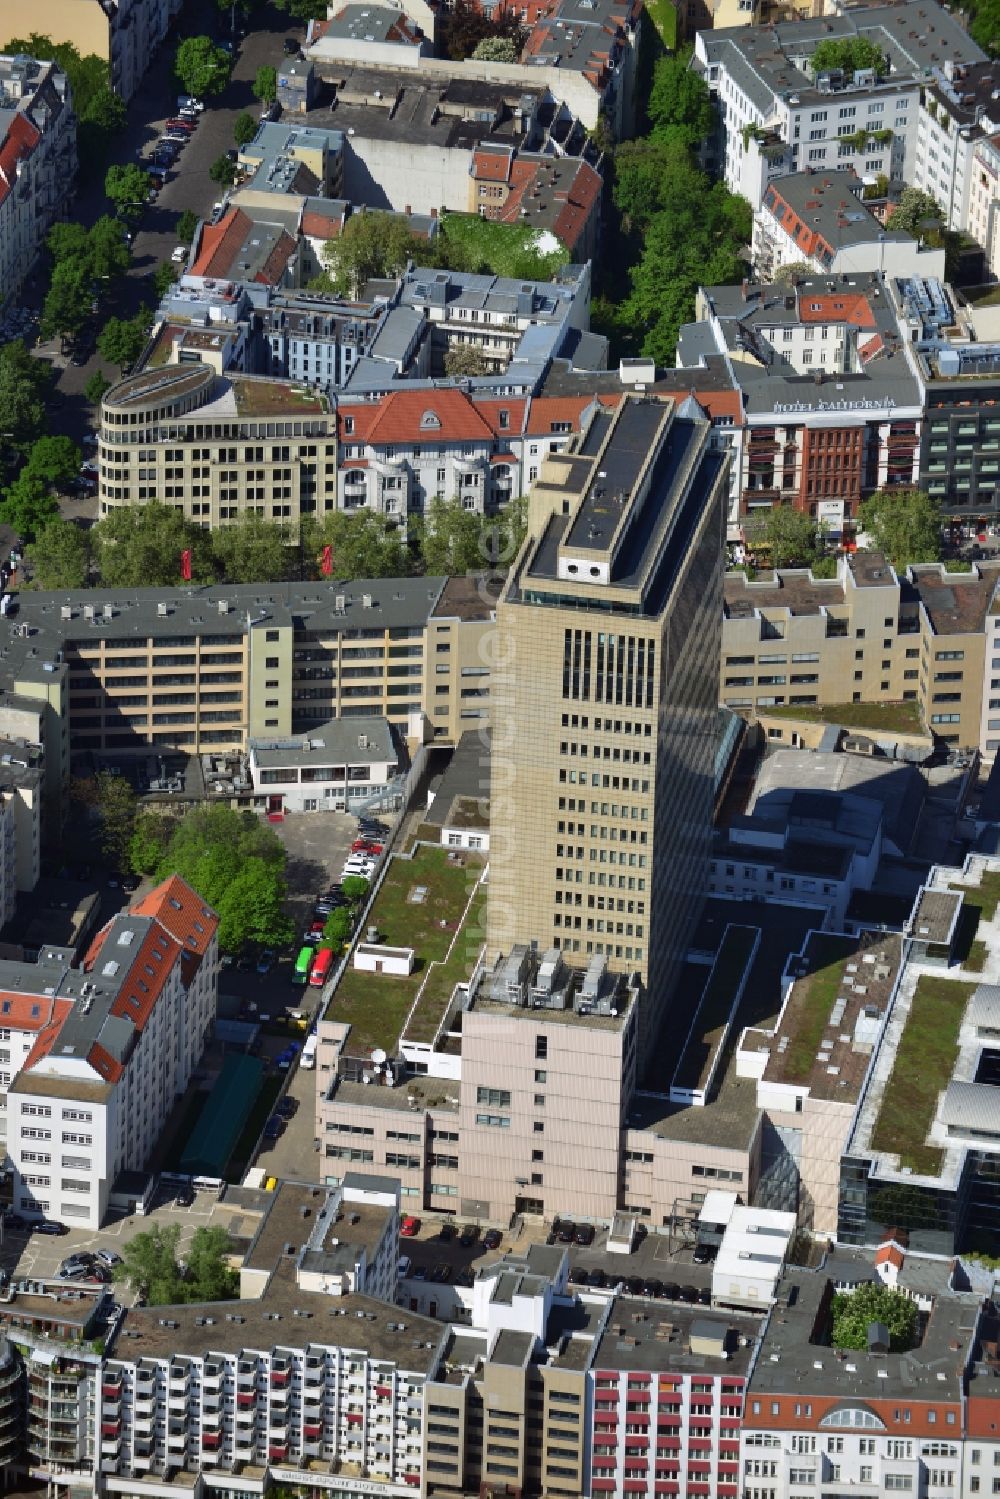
[300,1033,318,1070]
[398,1255,412,1279]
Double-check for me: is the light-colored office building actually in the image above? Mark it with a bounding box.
[0,54,76,314]
[486,395,728,1051]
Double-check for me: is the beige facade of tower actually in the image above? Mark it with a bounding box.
[486,397,728,1056]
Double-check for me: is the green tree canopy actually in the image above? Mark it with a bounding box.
[443,343,490,377]
[970,0,1000,55]
[114,1222,185,1305]
[24,436,81,488]
[47,220,91,266]
[209,154,239,187]
[252,65,278,104]
[316,211,421,296]
[88,215,133,281]
[890,186,944,239]
[340,875,370,904]
[105,163,152,216]
[830,1283,918,1351]
[82,84,126,133]
[233,111,258,147]
[0,473,59,542]
[858,488,942,572]
[92,501,213,588]
[472,36,519,62]
[302,510,412,579]
[175,36,232,98]
[40,260,91,344]
[71,770,138,869]
[323,906,353,946]
[97,312,150,372]
[184,1226,239,1301]
[138,804,293,952]
[210,512,292,583]
[84,370,112,405]
[153,262,180,299]
[176,209,200,247]
[440,0,524,60]
[744,506,825,569]
[0,341,52,452]
[26,517,91,589]
[810,36,888,79]
[272,0,328,17]
[647,49,715,146]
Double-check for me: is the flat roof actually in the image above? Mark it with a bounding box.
[673,925,760,1095]
[592,1298,761,1375]
[908,563,1000,635]
[251,716,394,771]
[908,887,962,946]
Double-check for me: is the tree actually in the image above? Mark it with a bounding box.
[27,518,90,589]
[77,770,139,869]
[233,110,258,147]
[46,220,91,266]
[210,512,292,583]
[143,805,293,952]
[889,186,944,239]
[316,211,421,297]
[84,371,112,405]
[647,48,715,147]
[129,809,173,875]
[417,496,491,575]
[114,1223,186,1306]
[209,154,239,188]
[0,473,59,542]
[773,260,813,285]
[858,488,942,572]
[444,343,490,377]
[176,209,199,246]
[472,35,519,61]
[810,36,888,80]
[272,0,328,17]
[252,65,277,105]
[105,163,152,216]
[81,84,126,133]
[302,510,412,579]
[175,36,232,98]
[24,436,82,488]
[745,506,822,569]
[185,1226,238,1302]
[98,313,150,372]
[153,262,180,299]
[323,906,353,947]
[88,215,132,281]
[970,0,1000,55]
[440,0,524,61]
[0,341,51,451]
[40,260,91,344]
[93,501,212,588]
[340,875,370,904]
[830,1283,918,1352]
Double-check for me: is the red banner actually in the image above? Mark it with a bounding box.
[180,549,192,581]
[321,544,332,576]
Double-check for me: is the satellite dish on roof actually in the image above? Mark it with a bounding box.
[371,1048,387,1066]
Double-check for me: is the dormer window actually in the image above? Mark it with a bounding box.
[420,410,442,430]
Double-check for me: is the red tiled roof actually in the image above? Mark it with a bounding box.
[18,999,73,1070]
[365,388,495,445]
[254,230,297,286]
[189,207,254,278]
[799,294,875,328]
[338,404,383,441]
[472,145,513,182]
[107,922,181,1034]
[875,1242,905,1270]
[132,875,219,958]
[0,113,41,208]
[472,397,527,437]
[523,395,596,435]
[301,208,345,240]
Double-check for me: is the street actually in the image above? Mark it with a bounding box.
[32,2,306,454]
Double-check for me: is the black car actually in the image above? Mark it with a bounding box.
[276,1097,297,1119]
[36,1221,68,1235]
[555,1220,576,1244]
[698,1286,712,1305]
[692,1242,716,1264]
[568,1264,589,1284]
[574,1223,595,1246]
[175,1186,195,1207]
[483,1228,502,1250]
[625,1276,645,1296]
[283,36,299,53]
[439,1222,456,1242]
[225,147,239,162]
[661,1281,680,1301]
[459,1223,480,1248]
[587,1267,607,1287]
[678,1284,699,1303]
[642,1277,663,1298]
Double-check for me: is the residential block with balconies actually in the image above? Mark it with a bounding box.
[0,53,76,314]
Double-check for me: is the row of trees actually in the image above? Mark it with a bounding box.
[739,490,944,576]
[25,496,528,590]
[595,50,752,367]
[40,213,134,347]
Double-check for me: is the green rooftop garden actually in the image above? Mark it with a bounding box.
[951,871,1000,924]
[775,935,858,1082]
[325,844,485,1056]
[764,699,924,735]
[869,974,974,1175]
[405,880,488,1045]
[674,925,758,1092]
[437,213,571,281]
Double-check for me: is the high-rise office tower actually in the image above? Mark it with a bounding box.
[487,395,728,1059]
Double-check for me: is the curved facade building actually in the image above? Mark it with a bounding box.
[97,363,339,536]
[0,1336,24,1481]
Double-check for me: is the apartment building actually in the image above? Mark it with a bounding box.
[752,170,943,282]
[741,1253,978,1499]
[678,273,923,536]
[695,3,984,208]
[486,394,728,1052]
[968,130,1000,283]
[97,364,339,534]
[3,875,218,1228]
[468,145,603,261]
[913,59,1000,234]
[0,54,77,314]
[0,0,179,103]
[722,551,1000,750]
[0,576,494,766]
[0,742,41,929]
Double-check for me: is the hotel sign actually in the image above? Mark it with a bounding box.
[772,397,897,414]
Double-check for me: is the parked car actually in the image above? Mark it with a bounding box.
[283,36,299,53]
[275,1096,297,1119]
[400,1215,421,1238]
[568,1264,589,1284]
[459,1223,480,1248]
[642,1278,663,1298]
[263,1117,283,1140]
[625,1276,645,1295]
[692,1242,716,1264]
[430,1263,453,1283]
[175,1185,195,1207]
[58,1262,89,1280]
[177,95,204,112]
[36,1221,68,1235]
[555,1220,576,1244]
[96,1248,123,1268]
[256,948,276,974]
[438,1222,456,1242]
[483,1228,502,1251]
[165,118,195,133]
[587,1267,607,1287]
[678,1284,699,1303]
[574,1223,595,1246]
[411,1264,428,1281]
[661,1281,680,1301]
